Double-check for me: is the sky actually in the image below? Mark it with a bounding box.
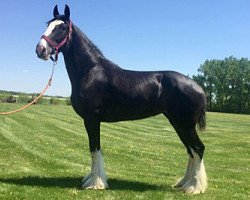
[0,1,249,96]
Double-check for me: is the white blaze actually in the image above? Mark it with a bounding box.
[39,20,64,49]
[44,20,64,36]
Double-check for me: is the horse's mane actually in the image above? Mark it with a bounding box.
[73,24,104,59]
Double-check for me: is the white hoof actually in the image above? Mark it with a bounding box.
[82,149,108,190]
[180,179,207,194]
[82,173,108,189]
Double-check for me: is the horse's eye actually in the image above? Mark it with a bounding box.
[60,24,68,31]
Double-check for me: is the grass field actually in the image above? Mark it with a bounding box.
[0,104,249,199]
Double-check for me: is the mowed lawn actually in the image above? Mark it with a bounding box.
[0,104,249,200]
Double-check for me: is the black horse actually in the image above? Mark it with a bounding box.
[36,5,207,194]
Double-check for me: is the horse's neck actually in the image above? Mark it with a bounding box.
[62,25,103,89]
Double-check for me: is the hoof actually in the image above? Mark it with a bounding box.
[174,178,207,194]
[180,181,206,194]
[82,173,108,189]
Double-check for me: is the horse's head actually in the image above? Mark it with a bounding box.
[36,5,72,61]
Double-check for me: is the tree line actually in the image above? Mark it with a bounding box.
[193,56,250,114]
[0,92,71,106]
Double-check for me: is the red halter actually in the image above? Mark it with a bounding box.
[41,20,72,62]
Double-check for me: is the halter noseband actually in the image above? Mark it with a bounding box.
[41,20,72,62]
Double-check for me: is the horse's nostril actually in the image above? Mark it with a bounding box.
[41,47,46,53]
[36,45,46,55]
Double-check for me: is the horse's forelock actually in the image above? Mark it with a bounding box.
[46,15,68,26]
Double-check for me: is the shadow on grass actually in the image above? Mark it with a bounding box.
[0,176,169,191]
[0,176,81,189]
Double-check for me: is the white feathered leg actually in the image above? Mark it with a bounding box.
[174,155,194,188]
[82,149,108,189]
[175,149,208,194]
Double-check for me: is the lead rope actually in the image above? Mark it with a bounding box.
[0,62,56,115]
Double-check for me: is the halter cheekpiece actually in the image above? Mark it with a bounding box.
[41,20,72,62]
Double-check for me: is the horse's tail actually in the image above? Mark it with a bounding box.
[197,107,206,131]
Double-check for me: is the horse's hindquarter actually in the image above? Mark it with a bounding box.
[163,71,206,108]
[162,71,206,124]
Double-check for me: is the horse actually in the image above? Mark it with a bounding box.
[36,5,207,194]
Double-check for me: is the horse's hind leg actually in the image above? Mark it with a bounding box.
[169,120,207,194]
[81,117,108,189]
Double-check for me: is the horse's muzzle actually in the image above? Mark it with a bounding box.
[36,44,49,60]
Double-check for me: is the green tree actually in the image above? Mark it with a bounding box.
[193,56,250,113]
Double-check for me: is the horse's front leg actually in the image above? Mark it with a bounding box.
[82,117,108,189]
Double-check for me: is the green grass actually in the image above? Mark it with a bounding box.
[0,104,249,199]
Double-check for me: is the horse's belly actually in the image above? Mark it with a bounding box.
[100,103,163,122]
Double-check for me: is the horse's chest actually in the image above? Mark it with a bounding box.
[70,94,90,118]
[70,90,103,119]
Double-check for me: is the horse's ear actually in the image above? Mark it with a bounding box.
[53,5,60,17]
[64,5,70,21]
